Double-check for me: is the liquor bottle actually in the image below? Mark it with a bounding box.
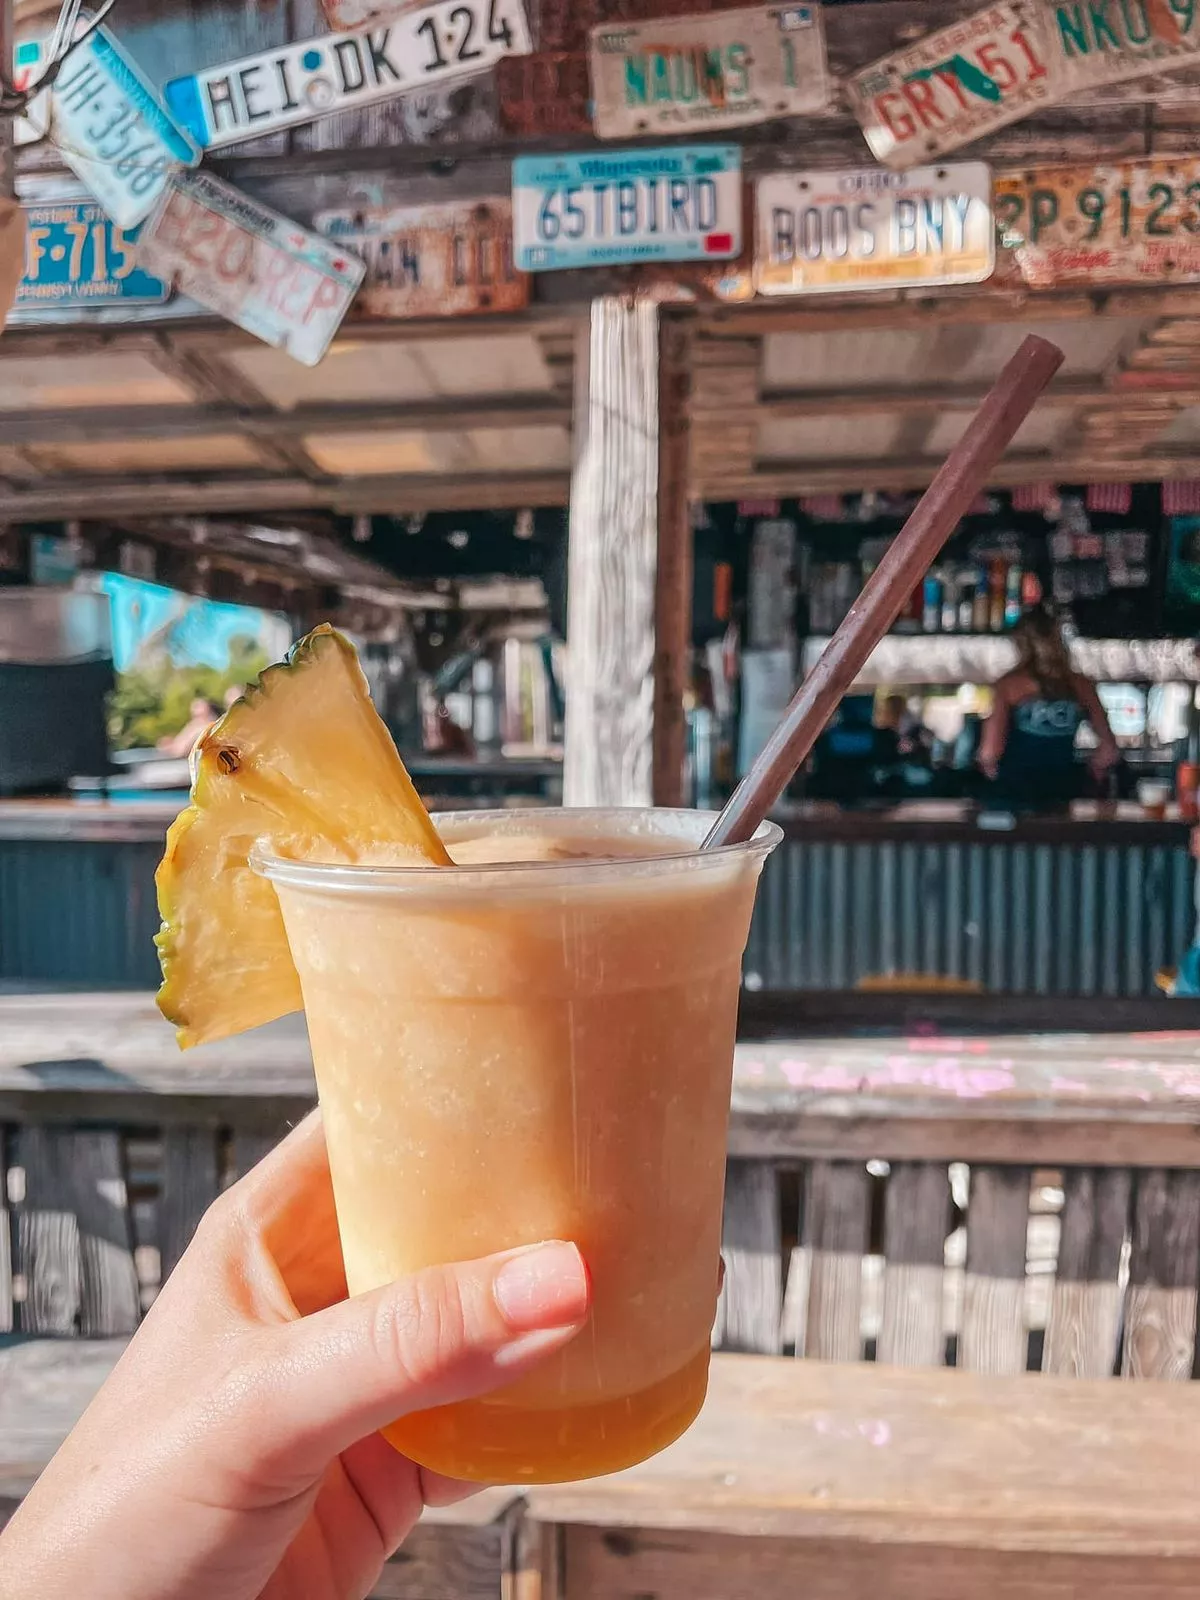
[941,572,959,633]
[972,567,991,632]
[1004,564,1023,629]
[958,570,976,632]
[988,560,1006,632]
[923,573,942,633]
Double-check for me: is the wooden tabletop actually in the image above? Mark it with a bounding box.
[4,992,1200,1164]
[529,1354,1200,1557]
[8,1344,1198,1559]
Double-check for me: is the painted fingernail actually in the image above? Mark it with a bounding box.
[493,1242,590,1332]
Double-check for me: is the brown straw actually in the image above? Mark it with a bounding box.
[702,333,1065,851]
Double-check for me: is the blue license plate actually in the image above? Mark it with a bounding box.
[512,144,742,271]
[14,201,168,313]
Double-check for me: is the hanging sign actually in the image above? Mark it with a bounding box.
[845,1,1053,169]
[49,25,199,228]
[996,157,1200,286]
[164,0,532,151]
[512,144,742,272]
[1047,0,1200,92]
[136,172,365,366]
[755,162,994,295]
[0,199,24,327]
[589,4,829,140]
[313,196,528,316]
[13,200,168,313]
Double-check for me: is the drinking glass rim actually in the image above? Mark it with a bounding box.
[250,806,782,894]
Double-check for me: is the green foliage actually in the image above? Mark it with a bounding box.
[106,635,270,751]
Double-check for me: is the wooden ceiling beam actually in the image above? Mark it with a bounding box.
[147,335,328,483]
[0,470,573,519]
[0,395,573,448]
[740,381,1200,421]
[699,451,1200,499]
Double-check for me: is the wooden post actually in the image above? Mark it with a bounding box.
[653,314,693,808]
[563,296,692,808]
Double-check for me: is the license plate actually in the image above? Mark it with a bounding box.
[512,144,742,272]
[164,0,532,151]
[313,196,528,317]
[1048,0,1200,92]
[137,171,365,366]
[589,4,829,140]
[12,200,168,314]
[49,26,199,228]
[846,0,1053,169]
[14,38,49,145]
[995,157,1200,286]
[755,162,994,295]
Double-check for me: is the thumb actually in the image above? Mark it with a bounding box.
[254,1241,590,1468]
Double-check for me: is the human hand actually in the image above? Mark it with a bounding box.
[0,1113,589,1600]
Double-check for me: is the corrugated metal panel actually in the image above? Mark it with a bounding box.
[0,841,162,988]
[1,835,1189,998]
[743,837,1193,998]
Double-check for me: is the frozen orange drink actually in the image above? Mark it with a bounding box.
[155,628,778,1484]
[257,808,779,1483]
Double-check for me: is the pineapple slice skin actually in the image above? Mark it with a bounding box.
[155,624,448,1050]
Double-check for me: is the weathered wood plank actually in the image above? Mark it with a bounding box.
[159,1128,221,1282]
[562,297,658,807]
[1123,1169,1200,1381]
[960,1166,1030,1376]
[0,1130,11,1335]
[1045,1167,1130,1380]
[557,1526,1200,1600]
[802,1161,869,1363]
[650,314,692,809]
[14,1127,139,1336]
[878,1162,950,1368]
[528,1353,1200,1551]
[717,1160,782,1356]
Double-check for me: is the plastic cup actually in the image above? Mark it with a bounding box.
[256,806,779,1484]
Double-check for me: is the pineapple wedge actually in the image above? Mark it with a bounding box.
[155,624,449,1049]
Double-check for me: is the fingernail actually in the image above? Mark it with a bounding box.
[493,1242,589,1333]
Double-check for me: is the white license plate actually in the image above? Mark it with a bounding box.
[164,0,531,151]
[589,4,829,140]
[513,144,742,272]
[845,0,1053,169]
[137,171,365,366]
[49,26,198,228]
[755,162,994,295]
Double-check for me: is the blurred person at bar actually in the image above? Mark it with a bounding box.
[157,697,220,759]
[978,608,1119,811]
